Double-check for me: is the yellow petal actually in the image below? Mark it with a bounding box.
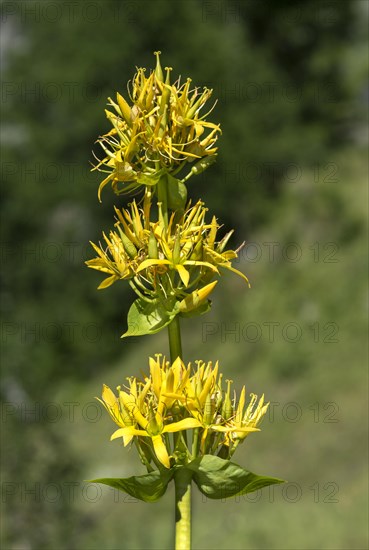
[184,260,219,273]
[97,275,119,289]
[110,427,146,443]
[235,386,246,423]
[198,363,218,406]
[116,92,132,126]
[122,433,134,447]
[149,356,162,398]
[119,392,148,429]
[162,418,201,433]
[152,435,170,468]
[222,264,250,287]
[176,264,190,287]
[97,173,113,203]
[136,259,170,272]
[211,426,260,433]
[102,384,117,408]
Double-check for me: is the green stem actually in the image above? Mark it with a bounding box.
[169,315,190,549]
[168,316,183,362]
[157,169,190,548]
[157,169,183,363]
[191,428,199,460]
[157,172,168,227]
[174,467,192,550]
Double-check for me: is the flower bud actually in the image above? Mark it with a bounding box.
[178,281,217,313]
[116,92,133,126]
[188,238,203,261]
[222,380,233,420]
[165,369,175,394]
[172,230,181,265]
[147,406,162,436]
[116,225,138,259]
[154,51,164,83]
[194,155,217,176]
[207,216,218,249]
[203,393,215,425]
[148,232,158,259]
[160,67,172,105]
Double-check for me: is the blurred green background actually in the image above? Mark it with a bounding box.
[1,0,368,548]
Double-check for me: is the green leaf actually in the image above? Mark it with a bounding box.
[122,297,178,337]
[187,455,285,499]
[88,469,174,503]
[167,174,187,210]
[137,170,164,186]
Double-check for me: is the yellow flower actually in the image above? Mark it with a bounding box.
[85,200,150,290]
[149,354,190,411]
[136,202,219,287]
[93,52,221,200]
[162,365,266,454]
[98,357,269,468]
[85,231,134,289]
[110,385,200,469]
[229,389,269,442]
[203,215,250,286]
[179,367,259,453]
[136,200,249,290]
[86,200,249,308]
[102,359,201,468]
[210,385,269,455]
[97,384,138,446]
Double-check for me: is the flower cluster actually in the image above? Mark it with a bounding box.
[99,356,269,469]
[93,51,221,200]
[88,54,280,518]
[86,199,249,315]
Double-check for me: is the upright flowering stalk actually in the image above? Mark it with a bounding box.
[87,53,283,550]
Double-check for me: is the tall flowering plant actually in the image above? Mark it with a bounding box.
[87,53,283,549]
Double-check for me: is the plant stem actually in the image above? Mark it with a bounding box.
[174,467,192,550]
[169,316,190,550]
[157,172,168,227]
[168,316,183,362]
[157,171,190,548]
[157,171,182,363]
[191,428,199,460]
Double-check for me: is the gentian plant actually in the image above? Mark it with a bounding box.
[87,52,283,550]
